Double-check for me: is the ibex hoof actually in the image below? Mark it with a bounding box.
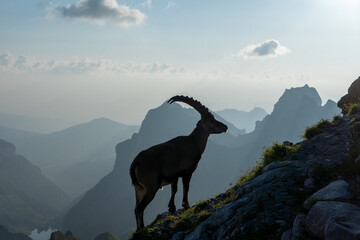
[182,202,190,209]
[168,206,176,213]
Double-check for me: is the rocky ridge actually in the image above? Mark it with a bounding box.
[130,77,360,240]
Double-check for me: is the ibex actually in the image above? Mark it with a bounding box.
[129,95,228,230]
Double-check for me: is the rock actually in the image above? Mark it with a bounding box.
[281,229,292,240]
[303,180,352,210]
[50,231,65,240]
[306,201,360,240]
[171,231,185,240]
[303,178,315,189]
[338,76,360,114]
[291,214,306,240]
[94,232,120,240]
[355,154,360,164]
[50,231,80,240]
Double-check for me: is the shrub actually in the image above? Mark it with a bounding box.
[347,103,360,116]
[262,142,300,165]
[236,142,301,188]
[332,114,341,121]
[303,119,332,140]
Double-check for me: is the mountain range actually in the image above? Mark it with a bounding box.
[0,118,139,197]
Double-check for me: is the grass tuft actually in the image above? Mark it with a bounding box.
[347,103,360,116]
[302,119,332,140]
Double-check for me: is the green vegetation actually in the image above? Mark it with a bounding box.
[130,200,212,240]
[347,103,360,116]
[262,142,301,165]
[332,114,341,121]
[236,142,301,188]
[302,119,332,140]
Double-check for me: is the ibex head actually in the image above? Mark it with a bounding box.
[168,95,228,134]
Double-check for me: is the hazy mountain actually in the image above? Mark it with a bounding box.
[0,226,31,240]
[0,118,139,197]
[0,113,72,134]
[62,103,248,239]
[236,84,341,163]
[0,139,71,235]
[216,107,268,133]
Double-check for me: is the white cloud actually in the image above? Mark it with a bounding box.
[165,1,176,10]
[236,39,290,59]
[0,52,184,76]
[0,52,15,70]
[53,0,146,27]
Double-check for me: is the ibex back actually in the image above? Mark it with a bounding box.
[129,95,228,230]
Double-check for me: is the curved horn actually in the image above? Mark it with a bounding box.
[167,95,213,118]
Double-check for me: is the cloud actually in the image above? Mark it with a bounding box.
[0,52,15,70]
[236,39,290,59]
[53,0,146,27]
[0,52,184,76]
[165,1,176,10]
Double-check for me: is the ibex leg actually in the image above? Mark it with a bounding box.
[135,187,158,230]
[182,174,192,209]
[134,186,144,230]
[168,178,178,213]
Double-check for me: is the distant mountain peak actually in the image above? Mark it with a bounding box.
[275,84,322,112]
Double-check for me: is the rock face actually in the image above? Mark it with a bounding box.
[303,180,352,210]
[94,232,120,240]
[338,76,360,114]
[50,231,79,240]
[306,201,360,240]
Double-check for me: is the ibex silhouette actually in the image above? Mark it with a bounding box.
[129,95,228,230]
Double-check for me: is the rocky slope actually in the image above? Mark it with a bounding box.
[130,78,360,240]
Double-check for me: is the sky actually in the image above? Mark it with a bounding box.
[0,0,359,125]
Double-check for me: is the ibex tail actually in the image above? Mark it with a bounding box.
[129,165,140,187]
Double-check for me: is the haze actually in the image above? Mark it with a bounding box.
[0,0,359,126]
